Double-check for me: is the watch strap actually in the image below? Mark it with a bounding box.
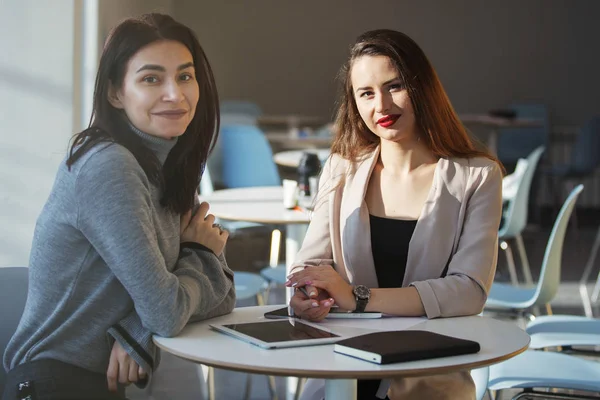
[354,297,368,313]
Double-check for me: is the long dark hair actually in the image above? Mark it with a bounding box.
[332,29,501,169]
[67,13,219,213]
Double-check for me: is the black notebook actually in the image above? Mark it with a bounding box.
[334,330,480,364]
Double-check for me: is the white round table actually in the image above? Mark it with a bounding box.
[154,305,530,400]
[273,149,331,168]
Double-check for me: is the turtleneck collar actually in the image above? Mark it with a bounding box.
[128,122,178,165]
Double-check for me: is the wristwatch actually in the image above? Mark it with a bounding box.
[352,285,371,313]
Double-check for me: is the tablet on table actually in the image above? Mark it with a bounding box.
[210,318,341,349]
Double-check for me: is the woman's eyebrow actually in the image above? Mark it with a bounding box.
[136,62,194,73]
[355,78,401,92]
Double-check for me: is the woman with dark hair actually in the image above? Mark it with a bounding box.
[286,30,503,399]
[2,13,235,400]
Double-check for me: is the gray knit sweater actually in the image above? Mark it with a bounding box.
[3,127,235,384]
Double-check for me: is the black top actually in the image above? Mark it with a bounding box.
[359,215,417,399]
[369,215,417,288]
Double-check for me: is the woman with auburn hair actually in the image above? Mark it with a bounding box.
[3,13,235,400]
[286,29,503,399]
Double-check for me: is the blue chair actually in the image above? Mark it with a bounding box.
[234,271,268,304]
[260,264,287,287]
[0,267,29,393]
[485,185,584,322]
[488,350,600,399]
[220,124,285,288]
[202,125,284,278]
[208,101,263,188]
[219,124,280,189]
[496,104,550,166]
[499,146,545,286]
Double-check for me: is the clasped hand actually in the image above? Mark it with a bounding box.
[285,266,356,321]
[180,202,228,256]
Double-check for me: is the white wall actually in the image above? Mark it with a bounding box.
[174,0,600,126]
[0,0,77,267]
[0,0,174,267]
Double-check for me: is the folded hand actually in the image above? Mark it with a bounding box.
[286,265,356,311]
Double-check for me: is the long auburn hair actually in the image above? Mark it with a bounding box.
[67,13,219,214]
[332,29,501,169]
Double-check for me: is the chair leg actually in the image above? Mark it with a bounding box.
[267,375,278,400]
[200,365,215,400]
[515,234,533,286]
[587,227,600,303]
[579,225,600,317]
[501,240,520,286]
[293,378,305,400]
[263,281,273,305]
[244,374,253,400]
[256,292,265,306]
[269,229,282,267]
[592,269,600,304]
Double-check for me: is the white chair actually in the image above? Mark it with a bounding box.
[488,350,600,399]
[486,185,584,323]
[498,146,545,287]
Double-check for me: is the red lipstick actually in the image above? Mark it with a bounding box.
[376,115,400,128]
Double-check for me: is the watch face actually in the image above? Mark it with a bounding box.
[354,285,370,299]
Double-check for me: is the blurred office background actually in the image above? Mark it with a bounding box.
[2,0,599,267]
[2,2,600,399]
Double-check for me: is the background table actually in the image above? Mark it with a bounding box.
[460,114,544,154]
[273,149,331,168]
[199,186,310,273]
[264,114,543,154]
[154,305,530,400]
[265,132,332,150]
[258,115,325,130]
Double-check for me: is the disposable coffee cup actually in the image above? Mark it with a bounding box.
[282,179,298,209]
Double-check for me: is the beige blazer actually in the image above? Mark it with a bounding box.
[293,146,502,319]
[293,147,502,399]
